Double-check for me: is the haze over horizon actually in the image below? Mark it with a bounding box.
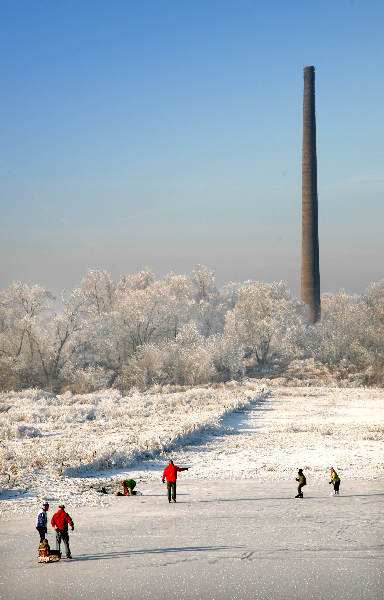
[1,1,383,297]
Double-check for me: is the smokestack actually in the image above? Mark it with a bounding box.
[301,65,321,323]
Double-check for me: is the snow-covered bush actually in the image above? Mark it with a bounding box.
[60,364,113,394]
[0,383,265,488]
[206,334,244,382]
[16,424,41,438]
[116,324,216,390]
[284,358,334,384]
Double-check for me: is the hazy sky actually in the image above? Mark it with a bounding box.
[1,0,383,296]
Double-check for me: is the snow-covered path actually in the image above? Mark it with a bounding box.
[1,480,383,600]
[125,386,384,483]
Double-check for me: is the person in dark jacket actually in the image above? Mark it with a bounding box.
[162,460,188,503]
[295,469,307,498]
[51,504,74,559]
[36,502,49,542]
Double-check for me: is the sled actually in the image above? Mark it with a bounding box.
[38,543,61,563]
[38,553,61,563]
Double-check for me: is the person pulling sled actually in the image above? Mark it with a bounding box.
[295,469,306,498]
[36,501,61,563]
[51,504,74,559]
[36,502,49,543]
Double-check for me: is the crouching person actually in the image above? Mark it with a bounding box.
[122,478,136,496]
[51,504,74,559]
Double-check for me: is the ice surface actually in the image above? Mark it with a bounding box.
[0,480,383,600]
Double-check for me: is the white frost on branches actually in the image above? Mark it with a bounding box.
[1,269,384,392]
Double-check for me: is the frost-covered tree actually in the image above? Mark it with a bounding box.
[300,289,384,383]
[189,265,228,337]
[40,289,85,391]
[116,266,154,293]
[80,269,116,316]
[364,280,384,328]
[2,271,384,391]
[206,333,244,381]
[0,283,55,388]
[225,282,303,373]
[0,284,85,391]
[191,264,216,303]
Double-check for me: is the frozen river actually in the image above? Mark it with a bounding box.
[1,385,383,599]
[1,479,383,600]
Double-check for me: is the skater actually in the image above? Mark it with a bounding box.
[329,467,341,495]
[51,504,74,559]
[162,459,188,503]
[122,478,136,496]
[295,469,306,498]
[36,502,49,542]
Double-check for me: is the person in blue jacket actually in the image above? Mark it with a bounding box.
[36,502,49,542]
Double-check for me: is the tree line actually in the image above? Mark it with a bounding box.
[1,265,383,393]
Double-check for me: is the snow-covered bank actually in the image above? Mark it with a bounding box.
[0,383,383,516]
[0,381,265,513]
[1,479,383,600]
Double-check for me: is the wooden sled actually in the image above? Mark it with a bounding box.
[38,541,61,563]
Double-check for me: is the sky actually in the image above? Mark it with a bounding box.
[1,0,383,297]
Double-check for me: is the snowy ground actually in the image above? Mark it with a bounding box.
[126,385,384,485]
[0,384,383,599]
[1,479,383,600]
[0,384,383,515]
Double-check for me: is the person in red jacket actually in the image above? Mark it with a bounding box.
[162,459,188,503]
[51,504,74,559]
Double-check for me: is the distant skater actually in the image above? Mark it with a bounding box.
[36,502,49,542]
[329,467,341,495]
[51,504,74,559]
[295,469,307,498]
[162,459,188,503]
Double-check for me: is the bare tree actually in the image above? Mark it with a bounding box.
[301,65,321,323]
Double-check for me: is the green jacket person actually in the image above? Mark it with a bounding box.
[122,479,136,496]
[329,467,341,495]
[295,469,307,498]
